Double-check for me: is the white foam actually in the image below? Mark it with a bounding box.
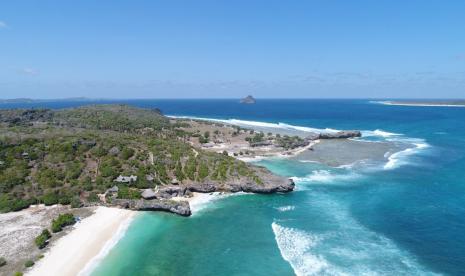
[189,192,249,215]
[298,160,320,164]
[275,205,296,212]
[373,100,465,107]
[271,222,332,276]
[362,129,402,138]
[168,115,338,134]
[291,170,359,184]
[78,214,135,276]
[384,142,430,170]
[189,192,223,213]
[272,195,439,276]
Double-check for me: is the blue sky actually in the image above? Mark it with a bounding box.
[1,0,465,99]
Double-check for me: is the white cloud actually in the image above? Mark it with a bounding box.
[20,68,39,75]
[0,21,7,28]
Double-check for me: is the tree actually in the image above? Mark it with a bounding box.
[25,260,35,268]
[41,192,59,206]
[198,162,209,180]
[121,147,135,160]
[35,229,52,249]
[0,257,6,267]
[175,160,185,181]
[51,213,76,233]
[117,186,141,199]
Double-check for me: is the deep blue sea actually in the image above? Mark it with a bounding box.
[3,99,465,275]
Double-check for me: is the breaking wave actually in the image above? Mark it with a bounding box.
[272,222,332,275]
[384,142,430,170]
[362,129,402,137]
[189,192,250,215]
[275,205,296,212]
[271,200,439,276]
[168,115,338,133]
[291,170,360,184]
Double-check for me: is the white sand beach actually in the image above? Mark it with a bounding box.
[26,207,134,276]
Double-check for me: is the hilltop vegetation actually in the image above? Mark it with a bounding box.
[0,105,263,213]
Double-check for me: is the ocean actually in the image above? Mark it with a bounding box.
[3,99,465,275]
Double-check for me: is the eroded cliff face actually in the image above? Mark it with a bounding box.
[111,166,294,217]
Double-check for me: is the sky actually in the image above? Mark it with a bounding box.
[1,0,465,99]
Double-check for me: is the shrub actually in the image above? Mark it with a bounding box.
[198,136,209,144]
[0,257,6,267]
[121,148,135,160]
[13,272,23,276]
[58,195,71,205]
[35,229,52,249]
[117,186,141,199]
[87,192,99,202]
[70,197,82,208]
[10,198,32,212]
[41,192,59,206]
[24,260,34,268]
[51,213,75,233]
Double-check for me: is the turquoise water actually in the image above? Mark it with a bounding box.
[3,100,465,275]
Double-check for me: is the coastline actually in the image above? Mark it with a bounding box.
[26,207,135,276]
[235,141,320,162]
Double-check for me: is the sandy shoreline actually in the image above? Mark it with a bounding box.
[26,207,134,276]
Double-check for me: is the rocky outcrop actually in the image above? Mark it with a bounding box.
[112,167,294,217]
[240,95,256,104]
[112,199,191,216]
[185,167,295,194]
[156,186,187,198]
[220,179,295,193]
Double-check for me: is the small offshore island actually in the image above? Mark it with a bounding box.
[0,104,363,275]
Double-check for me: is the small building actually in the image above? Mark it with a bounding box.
[171,178,179,185]
[146,175,154,182]
[141,189,156,200]
[114,175,137,183]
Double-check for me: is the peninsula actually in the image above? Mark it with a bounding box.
[0,104,363,276]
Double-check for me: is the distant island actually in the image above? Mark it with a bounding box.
[240,95,256,104]
[0,97,95,104]
[375,100,465,107]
